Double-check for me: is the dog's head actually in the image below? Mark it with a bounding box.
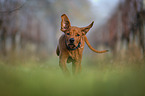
[61,14,94,49]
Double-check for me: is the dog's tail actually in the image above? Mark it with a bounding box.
[84,36,109,53]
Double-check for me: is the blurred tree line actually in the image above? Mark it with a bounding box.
[89,0,145,58]
[0,0,58,60]
[0,0,144,61]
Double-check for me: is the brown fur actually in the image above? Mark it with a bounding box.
[56,14,108,75]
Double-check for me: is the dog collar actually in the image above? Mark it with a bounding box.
[65,39,81,50]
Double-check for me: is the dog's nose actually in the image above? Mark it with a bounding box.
[69,38,75,43]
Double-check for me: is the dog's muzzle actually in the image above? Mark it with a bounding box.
[65,39,81,50]
[69,38,75,43]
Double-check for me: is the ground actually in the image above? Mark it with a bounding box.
[0,55,145,96]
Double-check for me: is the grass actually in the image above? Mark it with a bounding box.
[0,55,145,96]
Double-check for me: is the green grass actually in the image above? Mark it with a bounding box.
[0,56,145,96]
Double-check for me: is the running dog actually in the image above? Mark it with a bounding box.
[56,14,108,74]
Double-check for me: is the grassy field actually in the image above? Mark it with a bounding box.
[0,55,145,96]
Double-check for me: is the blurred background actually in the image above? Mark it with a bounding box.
[0,0,144,61]
[0,0,145,96]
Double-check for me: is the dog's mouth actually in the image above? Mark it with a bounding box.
[68,44,76,49]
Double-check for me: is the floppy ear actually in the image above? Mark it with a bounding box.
[60,14,71,32]
[80,21,94,35]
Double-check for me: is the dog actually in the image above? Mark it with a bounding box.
[56,14,108,74]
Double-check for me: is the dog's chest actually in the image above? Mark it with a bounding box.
[68,50,80,60]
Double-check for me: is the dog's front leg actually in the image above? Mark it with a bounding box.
[59,54,69,75]
[72,60,81,75]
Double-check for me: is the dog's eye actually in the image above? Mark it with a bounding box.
[76,34,80,36]
[66,33,70,35]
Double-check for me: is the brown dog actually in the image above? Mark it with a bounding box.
[56,14,108,74]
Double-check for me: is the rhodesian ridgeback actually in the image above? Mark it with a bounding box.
[56,14,108,74]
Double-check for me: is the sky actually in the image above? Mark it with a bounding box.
[89,0,120,27]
